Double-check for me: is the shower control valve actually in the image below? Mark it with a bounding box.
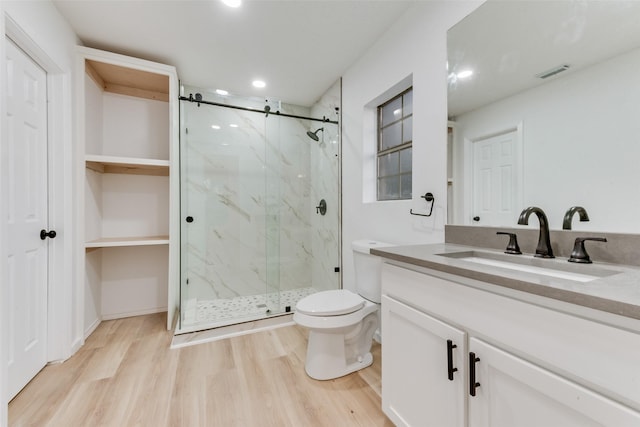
[316,199,327,216]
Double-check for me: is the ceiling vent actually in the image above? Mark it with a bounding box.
[536,64,570,79]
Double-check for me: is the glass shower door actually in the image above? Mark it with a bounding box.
[179,96,271,332]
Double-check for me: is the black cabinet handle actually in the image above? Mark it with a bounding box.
[185,216,194,223]
[469,352,481,396]
[447,339,458,381]
[40,229,56,240]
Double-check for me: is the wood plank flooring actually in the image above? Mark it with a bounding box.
[9,313,392,427]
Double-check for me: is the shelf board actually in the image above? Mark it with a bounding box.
[85,59,170,102]
[85,235,170,249]
[86,154,169,176]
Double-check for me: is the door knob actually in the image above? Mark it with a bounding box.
[40,229,56,240]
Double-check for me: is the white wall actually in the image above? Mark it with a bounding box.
[1,1,79,423]
[453,47,640,232]
[341,1,482,291]
[0,8,6,425]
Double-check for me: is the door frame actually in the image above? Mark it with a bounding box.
[462,122,524,225]
[1,12,76,412]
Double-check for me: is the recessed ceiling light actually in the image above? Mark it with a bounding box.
[456,70,473,79]
[215,89,229,96]
[221,0,241,8]
[211,125,221,130]
[229,124,239,128]
[252,80,266,89]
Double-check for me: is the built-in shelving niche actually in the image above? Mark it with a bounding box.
[82,49,175,337]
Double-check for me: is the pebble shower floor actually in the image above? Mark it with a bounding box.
[182,287,317,325]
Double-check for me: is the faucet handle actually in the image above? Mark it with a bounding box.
[497,232,522,255]
[568,237,607,264]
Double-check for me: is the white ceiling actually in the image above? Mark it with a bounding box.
[52,0,414,107]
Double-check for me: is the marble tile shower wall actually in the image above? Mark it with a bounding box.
[182,84,340,304]
[310,80,341,293]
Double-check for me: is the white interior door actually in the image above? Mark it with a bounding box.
[5,37,49,401]
[472,130,519,226]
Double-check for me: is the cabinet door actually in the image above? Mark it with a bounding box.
[382,295,467,427]
[468,337,640,427]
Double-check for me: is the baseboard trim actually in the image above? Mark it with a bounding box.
[83,318,101,340]
[101,307,167,321]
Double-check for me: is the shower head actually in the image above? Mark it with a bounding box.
[306,128,324,141]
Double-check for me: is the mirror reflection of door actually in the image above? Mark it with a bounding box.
[471,130,519,226]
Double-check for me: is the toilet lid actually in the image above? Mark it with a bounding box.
[296,290,365,316]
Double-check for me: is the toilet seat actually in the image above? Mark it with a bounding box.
[296,290,365,316]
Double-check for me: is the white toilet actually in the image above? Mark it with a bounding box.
[293,240,391,380]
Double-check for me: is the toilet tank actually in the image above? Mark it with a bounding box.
[352,240,393,303]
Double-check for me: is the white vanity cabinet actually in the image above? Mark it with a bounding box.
[78,47,179,335]
[381,262,640,427]
[382,295,466,427]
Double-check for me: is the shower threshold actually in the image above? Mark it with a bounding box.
[171,312,295,348]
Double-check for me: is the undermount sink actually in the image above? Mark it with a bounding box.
[438,251,619,283]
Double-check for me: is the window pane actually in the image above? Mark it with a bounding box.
[381,97,402,126]
[381,121,402,150]
[400,173,412,199]
[378,176,400,200]
[403,89,413,117]
[378,151,399,177]
[403,116,413,144]
[376,86,413,201]
[400,147,412,173]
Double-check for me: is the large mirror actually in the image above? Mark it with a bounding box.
[447,0,640,233]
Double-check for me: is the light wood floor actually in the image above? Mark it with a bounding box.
[9,313,392,427]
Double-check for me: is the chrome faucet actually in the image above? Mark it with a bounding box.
[517,206,554,258]
[562,206,589,230]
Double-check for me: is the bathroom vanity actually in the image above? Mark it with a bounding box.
[373,244,640,427]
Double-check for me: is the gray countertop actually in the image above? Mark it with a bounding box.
[372,243,640,321]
